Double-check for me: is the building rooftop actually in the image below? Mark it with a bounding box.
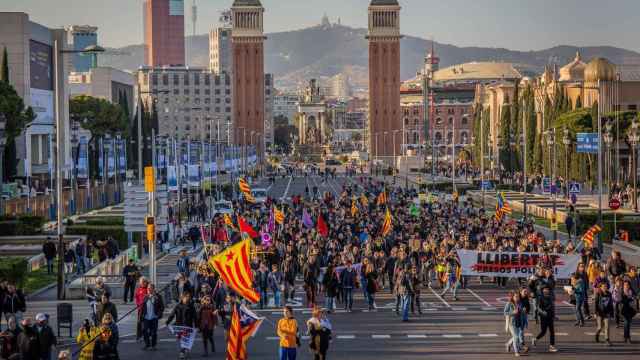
[370,0,400,6]
[432,62,521,82]
[232,0,262,7]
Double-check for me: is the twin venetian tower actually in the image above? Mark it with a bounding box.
[367,0,402,159]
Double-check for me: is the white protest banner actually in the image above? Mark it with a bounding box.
[168,325,197,350]
[455,249,581,279]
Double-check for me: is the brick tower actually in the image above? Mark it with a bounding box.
[367,0,402,161]
[231,0,265,149]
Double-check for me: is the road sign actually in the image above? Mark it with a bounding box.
[576,133,599,154]
[569,182,581,194]
[144,167,155,192]
[609,197,621,211]
[124,184,169,232]
[481,180,493,190]
[542,177,551,193]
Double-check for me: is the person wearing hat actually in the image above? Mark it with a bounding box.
[34,313,56,360]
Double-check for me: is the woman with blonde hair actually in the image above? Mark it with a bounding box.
[306,307,331,360]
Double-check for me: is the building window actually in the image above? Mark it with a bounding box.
[447,132,453,144]
[173,89,179,95]
[151,74,158,86]
[435,108,441,115]
[205,74,210,86]
[413,132,419,144]
[404,118,409,126]
[225,98,231,104]
[184,89,190,95]
[448,117,454,125]
[194,88,200,95]
[215,98,221,104]
[215,89,221,95]
[205,89,210,95]
[413,108,419,116]
[403,109,409,116]
[215,107,220,112]
[215,76,221,85]
[461,132,469,144]
[194,73,200,86]
[173,74,179,86]
[184,75,189,86]
[448,108,455,115]
[461,117,468,126]
[435,132,442,144]
[162,74,169,86]
[414,118,419,126]
[225,107,231,113]
[435,117,443,125]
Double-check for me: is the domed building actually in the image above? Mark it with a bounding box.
[558,51,586,82]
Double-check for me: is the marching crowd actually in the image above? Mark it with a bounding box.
[1,174,638,360]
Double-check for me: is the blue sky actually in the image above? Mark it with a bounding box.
[3,0,639,52]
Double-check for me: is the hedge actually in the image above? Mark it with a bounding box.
[0,258,28,287]
[0,215,45,235]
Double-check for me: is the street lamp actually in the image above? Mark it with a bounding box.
[604,121,614,195]
[496,134,503,184]
[54,42,105,300]
[544,128,557,240]
[562,128,572,199]
[629,118,640,212]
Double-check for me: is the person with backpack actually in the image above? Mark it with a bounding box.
[532,286,558,353]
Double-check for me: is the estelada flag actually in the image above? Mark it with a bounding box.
[243,191,256,204]
[317,213,329,237]
[226,305,264,360]
[224,214,237,230]
[380,207,392,236]
[274,207,285,225]
[238,178,251,195]
[582,224,602,248]
[238,216,258,238]
[209,239,260,304]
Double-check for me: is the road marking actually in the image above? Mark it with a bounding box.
[466,288,493,307]
[481,307,497,311]
[159,339,174,343]
[122,339,136,344]
[280,176,293,200]
[442,334,463,338]
[451,307,468,311]
[407,334,427,339]
[372,335,391,339]
[429,287,452,308]
[424,308,438,311]
[337,335,355,339]
[266,336,279,341]
[556,332,569,336]
[478,333,499,337]
[585,332,596,336]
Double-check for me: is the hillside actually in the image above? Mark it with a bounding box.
[98,23,640,90]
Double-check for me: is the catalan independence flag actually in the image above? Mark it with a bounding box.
[582,224,602,248]
[209,239,260,303]
[494,192,512,221]
[377,189,387,206]
[238,178,251,194]
[274,207,285,225]
[226,305,263,360]
[380,207,392,236]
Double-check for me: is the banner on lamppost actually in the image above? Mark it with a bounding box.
[118,138,126,175]
[107,138,116,177]
[77,137,89,180]
[98,138,104,178]
[167,165,177,191]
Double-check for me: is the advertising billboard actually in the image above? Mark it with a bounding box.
[29,40,54,125]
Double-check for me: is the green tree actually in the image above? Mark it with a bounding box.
[0,81,35,181]
[499,103,512,173]
[575,95,582,110]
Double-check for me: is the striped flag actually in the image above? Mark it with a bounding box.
[494,192,512,221]
[208,239,260,303]
[380,207,392,236]
[238,178,251,194]
[582,224,602,248]
[360,193,369,207]
[226,305,264,360]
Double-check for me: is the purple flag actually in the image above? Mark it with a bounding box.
[302,208,314,229]
[268,207,276,233]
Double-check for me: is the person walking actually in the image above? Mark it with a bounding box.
[17,318,40,360]
[196,296,217,356]
[504,292,523,356]
[76,319,99,360]
[571,273,586,327]
[277,306,298,360]
[306,307,331,360]
[256,263,270,309]
[95,294,117,327]
[268,264,285,308]
[398,266,413,323]
[42,238,56,275]
[339,261,357,312]
[166,293,197,357]
[140,284,164,351]
[364,263,378,311]
[620,280,636,344]
[322,265,339,313]
[2,285,26,324]
[594,281,614,346]
[92,314,119,360]
[532,287,557,352]
[134,277,149,342]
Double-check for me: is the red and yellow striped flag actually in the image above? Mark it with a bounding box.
[380,207,392,236]
[226,306,263,360]
[377,190,387,206]
[238,178,251,195]
[360,194,369,207]
[351,200,359,217]
[582,224,602,248]
[209,239,260,303]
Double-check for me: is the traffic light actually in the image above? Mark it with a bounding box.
[146,224,155,242]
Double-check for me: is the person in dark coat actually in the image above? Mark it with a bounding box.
[96,294,118,325]
[42,239,56,275]
[196,296,217,356]
[0,316,21,360]
[17,319,39,360]
[2,285,26,324]
[34,314,56,360]
[121,260,140,304]
[92,314,119,360]
[166,293,197,356]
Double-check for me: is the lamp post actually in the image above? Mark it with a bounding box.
[54,42,104,300]
[0,113,6,216]
[383,131,389,178]
[392,129,400,181]
[545,128,557,240]
[604,121,614,195]
[562,128,572,199]
[629,118,639,213]
[496,135,503,185]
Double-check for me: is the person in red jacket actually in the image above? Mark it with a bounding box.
[134,277,149,341]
